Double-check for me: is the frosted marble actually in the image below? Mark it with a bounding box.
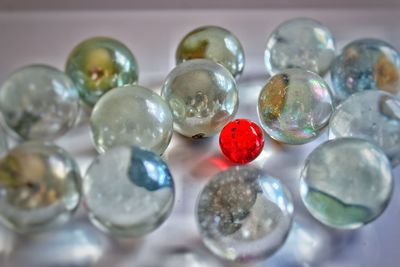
[265,18,336,76]
[300,138,393,229]
[330,91,400,166]
[83,146,175,237]
[90,85,173,154]
[0,65,80,141]
[197,166,293,262]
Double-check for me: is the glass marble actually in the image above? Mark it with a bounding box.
[330,91,400,166]
[83,146,175,237]
[331,38,400,102]
[0,125,8,157]
[264,18,336,76]
[0,141,81,233]
[257,68,333,144]
[0,65,80,141]
[300,138,393,229]
[197,166,293,262]
[161,59,239,138]
[90,85,173,154]
[176,26,245,79]
[219,119,264,164]
[65,37,139,107]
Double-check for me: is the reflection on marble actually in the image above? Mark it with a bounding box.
[6,221,109,267]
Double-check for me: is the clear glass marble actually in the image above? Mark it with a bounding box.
[0,65,80,141]
[330,91,400,166]
[65,37,139,107]
[264,18,336,76]
[300,138,393,229]
[258,68,333,144]
[161,59,239,138]
[0,141,81,233]
[0,125,8,157]
[197,166,293,262]
[176,26,245,79]
[331,38,400,102]
[90,85,173,154]
[83,146,175,237]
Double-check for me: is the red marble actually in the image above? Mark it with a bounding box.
[219,119,264,164]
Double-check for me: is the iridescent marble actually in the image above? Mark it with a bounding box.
[161,59,238,138]
[331,38,400,102]
[90,85,173,154]
[0,141,81,233]
[265,18,336,76]
[300,138,393,229]
[258,68,333,144]
[83,146,175,237]
[65,37,138,107]
[0,65,80,141]
[330,91,400,166]
[197,166,293,262]
[176,26,245,79]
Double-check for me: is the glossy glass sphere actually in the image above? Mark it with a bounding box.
[83,146,175,237]
[330,91,400,166]
[65,37,139,107]
[0,125,8,157]
[176,26,245,79]
[258,68,333,144]
[219,119,264,164]
[265,18,336,76]
[0,141,81,233]
[197,166,293,262]
[300,138,393,229]
[161,59,239,138]
[331,38,400,102]
[0,65,80,141]
[90,85,173,154]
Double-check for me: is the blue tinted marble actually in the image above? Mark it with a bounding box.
[331,38,400,102]
[128,147,173,191]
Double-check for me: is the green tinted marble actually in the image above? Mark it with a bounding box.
[300,138,393,229]
[90,85,173,154]
[66,37,138,107]
[258,68,333,144]
[0,141,81,233]
[161,59,238,138]
[0,65,80,141]
[176,26,245,79]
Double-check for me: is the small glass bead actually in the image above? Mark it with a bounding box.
[176,26,245,79]
[90,85,173,154]
[65,37,139,107]
[197,166,293,262]
[300,138,393,229]
[83,146,175,237]
[264,18,336,76]
[330,38,400,102]
[219,119,264,164]
[161,59,239,138]
[257,68,333,144]
[0,65,80,141]
[0,141,81,233]
[330,90,400,166]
